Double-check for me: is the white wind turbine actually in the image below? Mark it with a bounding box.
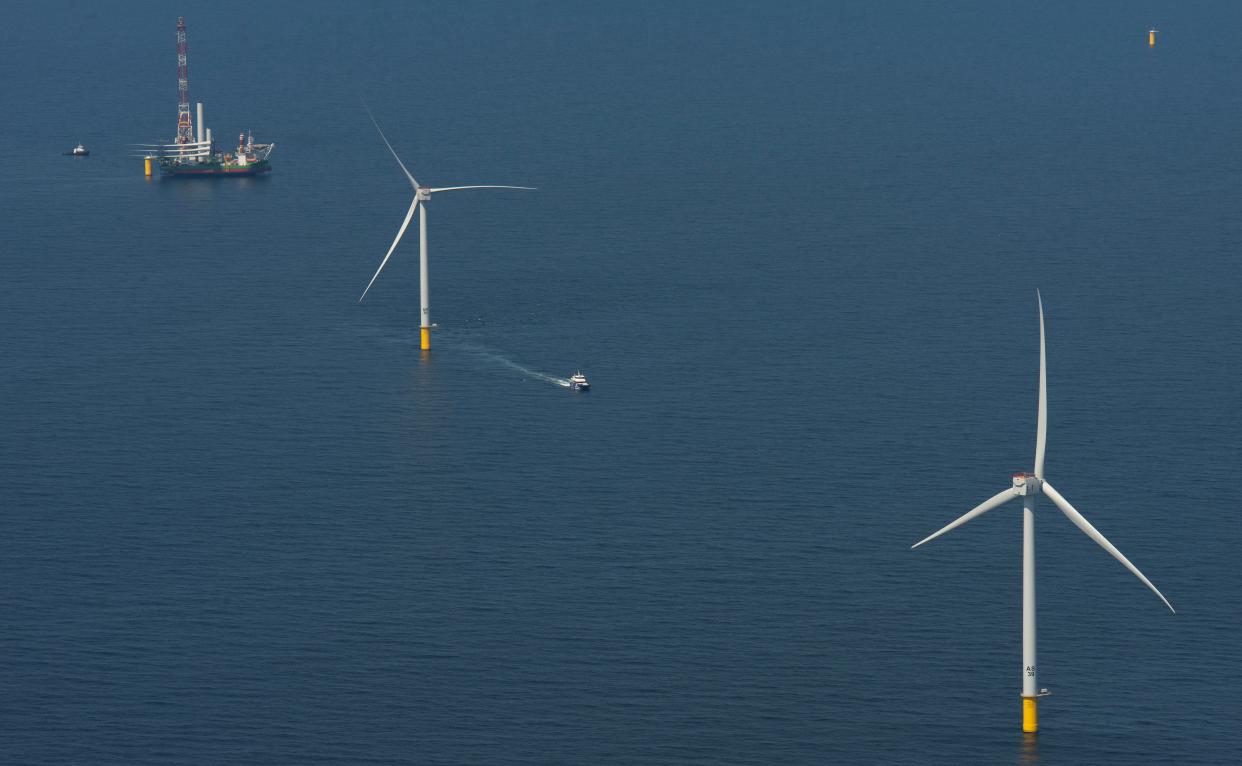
[359,109,533,350]
[912,292,1174,734]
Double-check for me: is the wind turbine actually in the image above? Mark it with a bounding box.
[912,292,1174,734]
[358,109,533,350]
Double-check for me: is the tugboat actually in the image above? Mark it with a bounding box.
[569,371,590,391]
[66,143,89,156]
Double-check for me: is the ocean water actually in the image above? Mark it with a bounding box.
[2,1,1240,763]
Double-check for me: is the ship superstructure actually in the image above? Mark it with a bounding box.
[138,17,275,177]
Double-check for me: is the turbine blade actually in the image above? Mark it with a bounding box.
[911,487,1019,549]
[359,197,419,302]
[1041,481,1175,613]
[426,185,536,193]
[363,102,420,189]
[1035,291,1048,478]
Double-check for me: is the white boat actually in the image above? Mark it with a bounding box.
[569,371,590,390]
[68,144,89,156]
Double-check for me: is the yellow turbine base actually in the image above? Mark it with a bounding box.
[1022,697,1038,733]
[144,157,153,177]
[1149,31,1157,47]
[420,326,431,350]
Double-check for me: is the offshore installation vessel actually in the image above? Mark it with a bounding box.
[139,18,274,177]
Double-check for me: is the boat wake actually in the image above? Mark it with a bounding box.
[458,343,571,388]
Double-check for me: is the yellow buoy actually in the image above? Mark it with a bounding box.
[1149,28,1158,47]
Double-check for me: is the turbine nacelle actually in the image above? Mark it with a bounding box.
[1011,473,1042,496]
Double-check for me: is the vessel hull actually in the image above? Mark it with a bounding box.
[160,160,272,177]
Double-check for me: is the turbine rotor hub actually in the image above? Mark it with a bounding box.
[1012,473,1043,496]
[417,188,431,202]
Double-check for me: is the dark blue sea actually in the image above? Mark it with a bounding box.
[3,1,1240,763]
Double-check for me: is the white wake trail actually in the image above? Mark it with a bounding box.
[458,343,571,387]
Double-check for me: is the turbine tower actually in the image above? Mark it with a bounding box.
[358,109,533,351]
[175,17,194,145]
[912,292,1174,734]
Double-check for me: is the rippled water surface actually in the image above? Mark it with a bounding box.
[2,1,1240,763]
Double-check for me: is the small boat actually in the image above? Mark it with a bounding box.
[66,144,89,156]
[569,371,590,390]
